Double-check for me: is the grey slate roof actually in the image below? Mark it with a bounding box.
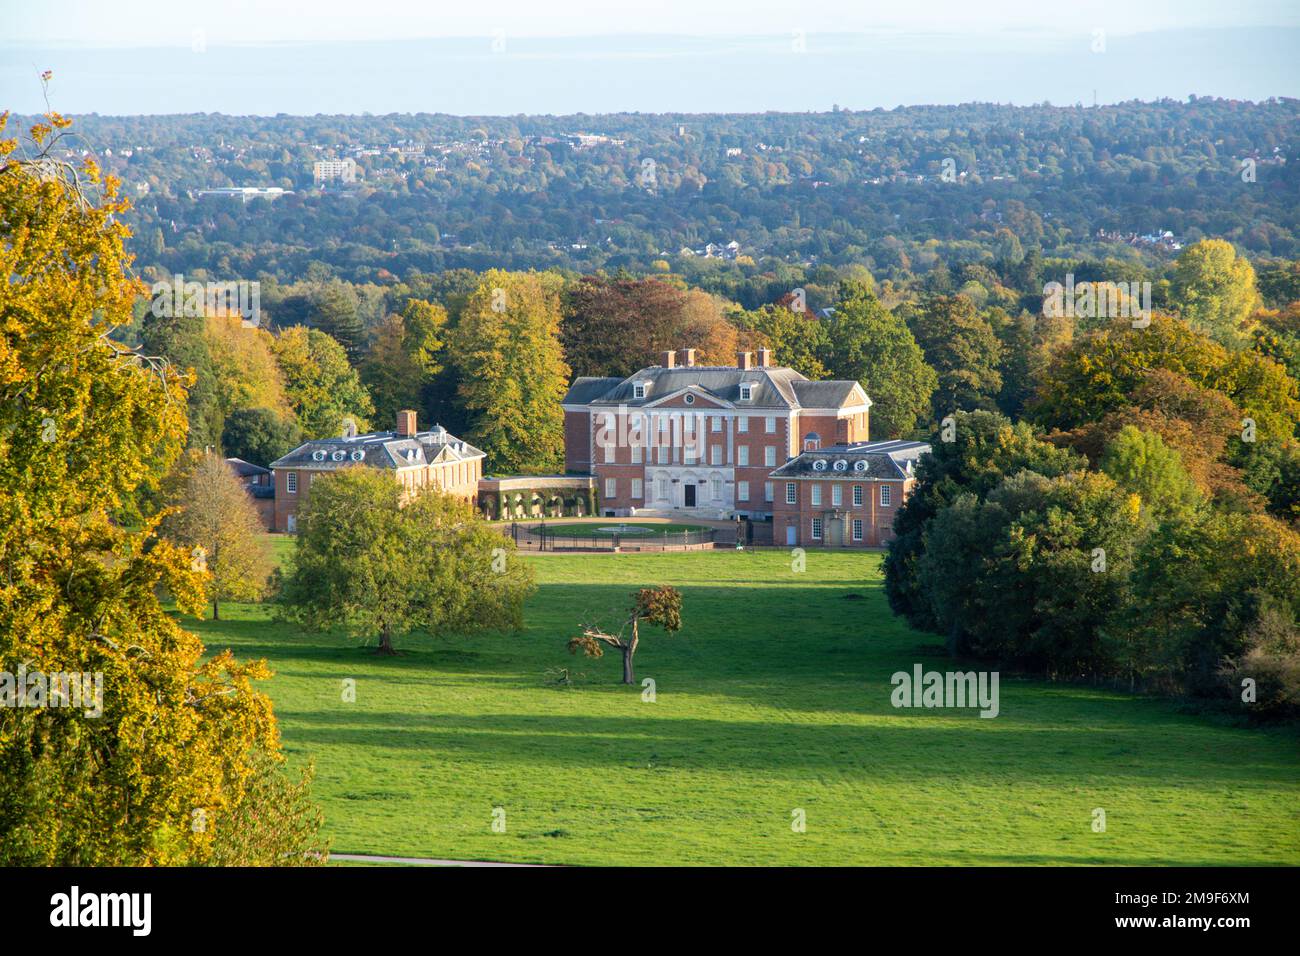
[225,457,270,478]
[562,364,868,410]
[768,440,931,480]
[269,425,485,472]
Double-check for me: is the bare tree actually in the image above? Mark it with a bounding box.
[568,586,682,684]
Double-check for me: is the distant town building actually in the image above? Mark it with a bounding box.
[195,187,291,201]
[313,158,357,185]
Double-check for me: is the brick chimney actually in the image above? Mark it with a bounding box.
[678,348,696,368]
[757,347,773,368]
[661,350,676,369]
[737,350,753,370]
[396,409,417,436]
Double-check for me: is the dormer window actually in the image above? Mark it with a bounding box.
[633,381,650,400]
[739,383,753,401]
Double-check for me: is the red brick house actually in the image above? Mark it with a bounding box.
[267,410,484,533]
[561,348,873,519]
[768,439,929,547]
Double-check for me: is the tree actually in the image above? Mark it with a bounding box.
[910,294,1003,416]
[278,468,534,654]
[562,275,703,377]
[307,280,365,361]
[271,325,374,439]
[1100,425,1201,521]
[824,287,936,439]
[163,452,273,620]
[1170,239,1262,345]
[222,406,302,468]
[568,586,682,684]
[730,303,830,379]
[0,112,322,864]
[360,299,446,428]
[452,270,570,474]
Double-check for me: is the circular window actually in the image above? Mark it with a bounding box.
[812,459,827,471]
[833,459,848,471]
[853,459,867,472]
[312,450,325,461]
[332,450,346,461]
[350,450,365,462]
[684,394,695,405]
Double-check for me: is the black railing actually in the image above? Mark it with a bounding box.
[507,523,716,552]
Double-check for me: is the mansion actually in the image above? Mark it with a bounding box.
[561,348,929,546]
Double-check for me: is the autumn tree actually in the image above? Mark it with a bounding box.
[360,299,446,428]
[271,325,374,438]
[0,111,323,864]
[452,270,570,474]
[568,586,683,684]
[163,452,273,619]
[278,468,534,654]
[910,294,1004,416]
[1170,239,1262,346]
[730,303,830,379]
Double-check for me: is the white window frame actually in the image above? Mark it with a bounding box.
[765,446,776,467]
[832,484,842,507]
[711,445,722,465]
[287,472,298,494]
[740,384,753,401]
[738,445,749,466]
[711,416,722,432]
[852,518,864,541]
[811,484,822,506]
[853,484,863,506]
[880,485,892,507]
[765,481,774,502]
[711,477,722,500]
[738,480,750,501]
[811,517,823,540]
[631,478,643,499]
[605,477,617,499]
[633,382,646,399]
[785,482,797,505]
[765,416,776,433]
[738,415,749,432]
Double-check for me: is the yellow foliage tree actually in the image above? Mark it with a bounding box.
[0,111,323,864]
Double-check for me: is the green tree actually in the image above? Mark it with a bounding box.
[911,294,1003,416]
[453,270,570,474]
[1100,426,1201,521]
[278,468,534,654]
[568,586,683,684]
[730,303,830,379]
[360,299,446,428]
[824,287,936,439]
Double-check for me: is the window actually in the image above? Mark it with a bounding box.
[286,472,298,494]
[853,518,864,541]
[738,415,749,432]
[711,445,722,465]
[765,416,776,433]
[740,384,753,401]
[632,443,642,464]
[658,478,669,500]
[737,445,748,466]
[604,440,615,463]
[880,485,892,507]
[605,478,617,499]
[631,478,643,499]
[765,482,774,502]
[633,382,646,399]
[832,484,842,507]
[785,482,797,504]
[711,478,722,500]
[765,446,776,467]
[811,484,822,506]
[711,416,722,432]
[738,481,750,501]
[853,484,863,506]
[811,517,823,540]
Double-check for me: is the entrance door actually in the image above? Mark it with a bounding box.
[827,518,843,547]
[684,484,696,507]
[785,524,797,546]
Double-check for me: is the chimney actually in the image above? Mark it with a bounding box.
[757,347,773,368]
[396,409,417,436]
[661,350,676,369]
[679,348,696,368]
[737,350,753,370]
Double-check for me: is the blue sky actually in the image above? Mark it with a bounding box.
[3,1,1298,114]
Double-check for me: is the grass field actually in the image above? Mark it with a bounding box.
[189,541,1300,865]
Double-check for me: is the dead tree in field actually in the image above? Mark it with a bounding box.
[568,586,682,684]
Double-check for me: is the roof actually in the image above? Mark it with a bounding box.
[269,425,485,471]
[562,364,869,410]
[225,457,270,478]
[768,440,931,480]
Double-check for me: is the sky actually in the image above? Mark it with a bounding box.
[2,0,1298,114]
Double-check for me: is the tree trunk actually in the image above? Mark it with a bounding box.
[212,596,220,620]
[621,645,635,684]
[378,621,396,655]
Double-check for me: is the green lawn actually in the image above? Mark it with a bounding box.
[191,545,1300,865]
